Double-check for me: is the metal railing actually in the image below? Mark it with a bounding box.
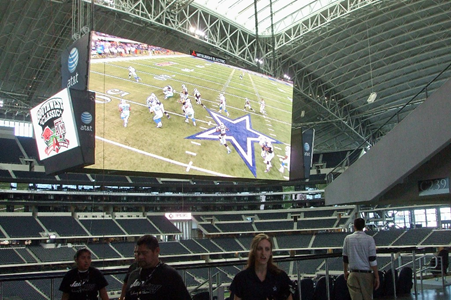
[0,246,448,300]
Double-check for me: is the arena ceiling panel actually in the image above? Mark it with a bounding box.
[192,0,336,35]
[0,0,450,155]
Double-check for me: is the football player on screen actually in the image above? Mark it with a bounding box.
[184,101,196,126]
[216,122,232,154]
[146,93,157,112]
[147,93,170,119]
[279,145,291,174]
[181,84,189,97]
[149,101,164,128]
[260,98,266,115]
[128,66,141,82]
[258,136,268,159]
[244,98,254,111]
[119,99,131,127]
[193,88,204,107]
[263,141,274,173]
[218,93,230,117]
[163,85,174,99]
[179,92,191,114]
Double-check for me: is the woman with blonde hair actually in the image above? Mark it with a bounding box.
[230,233,293,300]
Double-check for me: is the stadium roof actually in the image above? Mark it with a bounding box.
[0,0,450,155]
[192,0,338,35]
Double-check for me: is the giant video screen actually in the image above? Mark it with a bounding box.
[88,31,294,180]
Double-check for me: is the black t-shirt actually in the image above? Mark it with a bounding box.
[230,267,293,300]
[59,267,109,300]
[124,262,139,283]
[125,262,191,300]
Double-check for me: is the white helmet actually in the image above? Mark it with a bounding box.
[121,99,126,105]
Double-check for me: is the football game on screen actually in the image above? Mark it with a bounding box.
[88,31,294,180]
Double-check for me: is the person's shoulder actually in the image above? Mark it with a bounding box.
[128,262,139,272]
[160,262,179,274]
[234,268,252,279]
[128,266,141,277]
[89,266,105,275]
[269,267,288,278]
[64,267,78,276]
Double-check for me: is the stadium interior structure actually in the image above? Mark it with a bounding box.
[1,0,451,299]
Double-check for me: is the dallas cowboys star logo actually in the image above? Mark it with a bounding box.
[186,109,281,177]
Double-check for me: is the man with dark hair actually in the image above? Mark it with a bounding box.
[124,235,191,300]
[60,248,109,300]
[343,218,380,300]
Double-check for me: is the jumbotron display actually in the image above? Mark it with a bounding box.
[87,31,295,180]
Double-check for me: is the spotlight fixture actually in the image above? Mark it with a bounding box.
[367,92,377,103]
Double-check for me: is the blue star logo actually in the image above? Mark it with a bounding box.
[186,109,282,177]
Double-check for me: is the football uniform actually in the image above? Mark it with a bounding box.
[146,94,157,112]
[219,94,229,116]
[180,91,189,105]
[128,66,141,82]
[216,123,231,154]
[184,102,196,126]
[260,99,266,115]
[163,85,174,99]
[258,136,267,158]
[244,98,253,111]
[279,146,291,173]
[263,141,274,172]
[194,89,202,105]
[182,84,188,95]
[119,100,131,127]
[150,101,164,128]
[181,96,191,113]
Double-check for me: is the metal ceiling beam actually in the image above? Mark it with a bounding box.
[272,0,382,54]
[289,62,374,149]
[82,0,378,150]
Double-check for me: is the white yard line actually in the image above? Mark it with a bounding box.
[96,136,232,177]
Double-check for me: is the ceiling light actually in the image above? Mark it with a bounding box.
[367,92,377,103]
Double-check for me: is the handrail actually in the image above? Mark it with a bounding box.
[0,246,445,300]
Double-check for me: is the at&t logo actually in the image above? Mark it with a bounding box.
[67,47,79,88]
[80,111,93,132]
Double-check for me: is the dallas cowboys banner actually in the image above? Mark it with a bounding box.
[61,33,90,91]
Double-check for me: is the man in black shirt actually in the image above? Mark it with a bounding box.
[119,245,138,300]
[125,235,191,300]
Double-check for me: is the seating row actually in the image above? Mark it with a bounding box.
[1,229,449,266]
